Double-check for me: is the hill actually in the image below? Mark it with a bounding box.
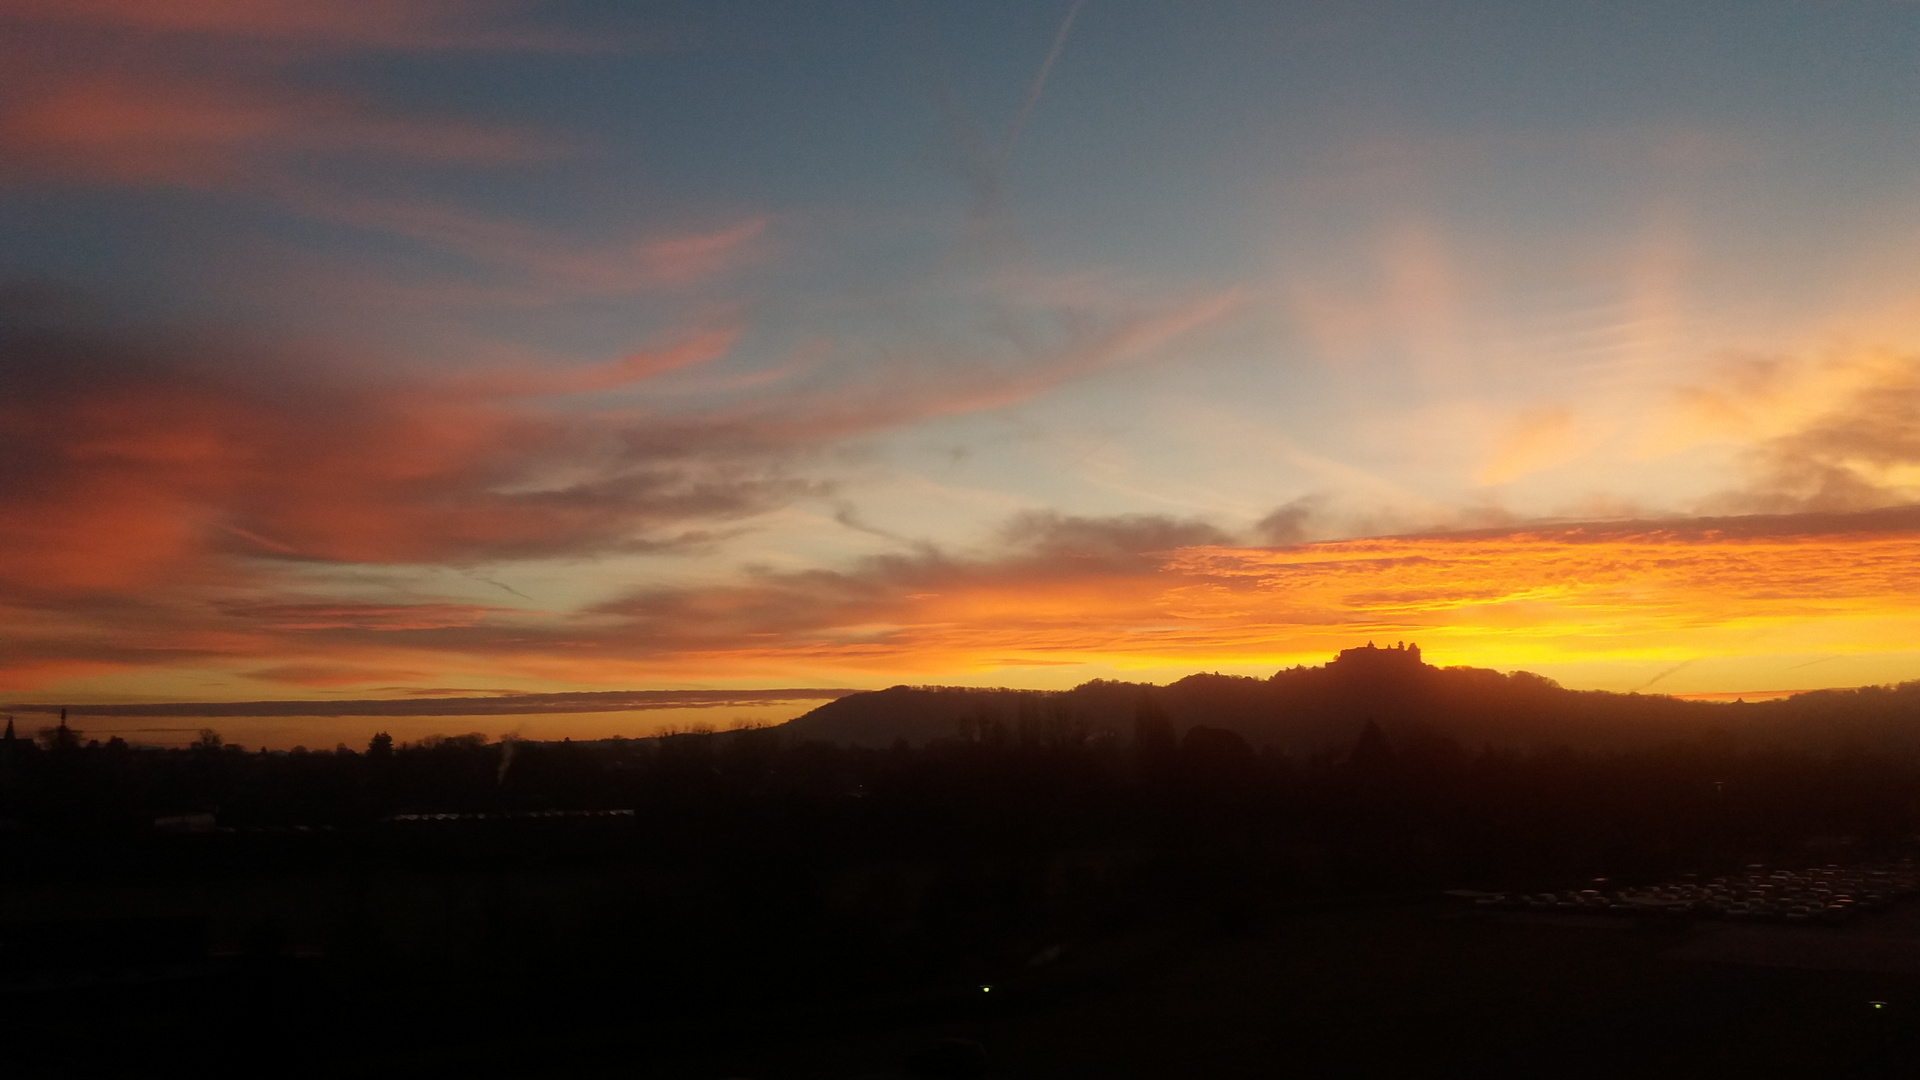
[781,642,1920,755]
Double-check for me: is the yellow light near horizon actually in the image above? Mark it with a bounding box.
[690,524,1920,683]
[1163,527,1920,665]
[14,520,1920,709]
[531,523,1920,691]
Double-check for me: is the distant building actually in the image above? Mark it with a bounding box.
[1329,640,1423,672]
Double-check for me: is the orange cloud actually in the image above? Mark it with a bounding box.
[246,663,435,687]
[14,287,1918,703]
[0,277,1238,618]
[558,508,1920,681]
[1162,513,1920,665]
[0,292,1256,696]
[0,313,803,600]
[1475,406,1582,485]
[11,505,1920,699]
[1645,349,1920,513]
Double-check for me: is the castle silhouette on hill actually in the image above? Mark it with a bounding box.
[780,643,1920,756]
[1328,640,1422,673]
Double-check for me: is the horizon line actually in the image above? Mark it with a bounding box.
[0,688,868,718]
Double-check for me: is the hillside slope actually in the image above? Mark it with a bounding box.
[781,644,1920,755]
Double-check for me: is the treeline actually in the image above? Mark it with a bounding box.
[6,707,1919,887]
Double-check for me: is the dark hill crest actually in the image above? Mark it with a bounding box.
[779,649,1920,755]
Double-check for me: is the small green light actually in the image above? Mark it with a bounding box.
[1872,1002,1886,1010]
[980,984,992,993]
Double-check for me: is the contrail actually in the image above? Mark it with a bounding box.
[918,0,1089,257]
[462,568,535,603]
[1629,659,1696,693]
[1000,0,1088,166]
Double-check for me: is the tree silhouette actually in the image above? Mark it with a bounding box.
[37,721,81,752]
[1347,720,1395,772]
[1133,692,1177,774]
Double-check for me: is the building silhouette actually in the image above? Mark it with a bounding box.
[1328,640,1423,672]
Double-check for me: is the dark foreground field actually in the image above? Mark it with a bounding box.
[666,901,1920,1079]
[11,850,1920,1079]
[13,707,1920,1076]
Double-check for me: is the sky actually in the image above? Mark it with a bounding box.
[6,1,1920,746]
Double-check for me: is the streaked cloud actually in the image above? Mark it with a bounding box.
[0,65,563,189]
[1476,406,1585,485]
[0,0,620,53]
[274,192,769,297]
[8,688,860,719]
[0,309,796,596]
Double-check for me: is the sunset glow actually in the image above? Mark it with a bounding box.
[6,3,1920,744]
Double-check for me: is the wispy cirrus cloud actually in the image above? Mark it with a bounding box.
[274,191,770,297]
[0,64,565,189]
[0,276,1244,695]
[448,329,742,397]
[1475,405,1591,486]
[715,288,1245,448]
[0,0,623,54]
[0,1,729,311]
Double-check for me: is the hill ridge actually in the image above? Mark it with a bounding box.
[781,649,1920,754]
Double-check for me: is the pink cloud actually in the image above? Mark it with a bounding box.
[0,314,803,600]
[451,329,741,397]
[0,67,560,189]
[283,191,769,295]
[637,218,771,285]
[1,0,617,53]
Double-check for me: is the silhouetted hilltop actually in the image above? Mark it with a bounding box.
[782,644,1920,755]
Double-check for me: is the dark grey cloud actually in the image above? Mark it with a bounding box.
[578,509,1236,652]
[1254,495,1324,545]
[1708,355,1920,515]
[1002,510,1231,568]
